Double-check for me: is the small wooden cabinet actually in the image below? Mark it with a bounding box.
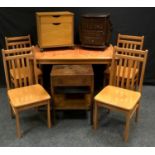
[79,13,112,49]
[50,65,94,111]
[36,11,74,48]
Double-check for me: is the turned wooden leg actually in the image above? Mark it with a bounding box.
[135,104,140,123]
[93,101,99,129]
[47,101,51,128]
[15,110,21,138]
[124,114,130,142]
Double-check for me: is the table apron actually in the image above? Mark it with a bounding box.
[36,59,112,65]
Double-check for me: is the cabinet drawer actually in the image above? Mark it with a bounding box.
[52,76,93,87]
[40,23,73,46]
[80,30,105,37]
[80,22,106,30]
[81,36,106,46]
[40,15,73,24]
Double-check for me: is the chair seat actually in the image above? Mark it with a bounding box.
[104,66,139,79]
[8,84,50,108]
[10,67,42,80]
[94,85,141,110]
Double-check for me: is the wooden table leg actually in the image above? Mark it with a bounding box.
[47,100,51,128]
[93,101,99,129]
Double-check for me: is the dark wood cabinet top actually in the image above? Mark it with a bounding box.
[81,13,110,18]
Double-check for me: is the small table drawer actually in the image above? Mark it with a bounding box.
[52,75,93,87]
[51,65,94,87]
[40,15,73,24]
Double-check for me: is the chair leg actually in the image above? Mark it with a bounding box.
[10,105,15,118]
[52,108,57,125]
[135,104,140,123]
[103,74,109,86]
[39,76,43,85]
[15,110,21,138]
[106,108,111,114]
[47,101,52,128]
[93,101,99,129]
[90,104,94,125]
[124,114,130,142]
[8,99,15,118]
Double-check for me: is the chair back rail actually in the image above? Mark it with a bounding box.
[5,35,31,49]
[2,47,38,90]
[110,46,148,92]
[117,33,144,50]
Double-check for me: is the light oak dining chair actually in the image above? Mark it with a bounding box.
[104,34,144,88]
[93,46,148,142]
[5,35,43,84]
[2,47,51,138]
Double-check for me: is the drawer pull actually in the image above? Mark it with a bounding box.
[52,15,60,18]
[52,23,61,25]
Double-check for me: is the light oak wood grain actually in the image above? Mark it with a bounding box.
[117,34,144,49]
[36,11,74,48]
[93,46,148,142]
[8,84,50,108]
[34,45,114,64]
[95,86,141,110]
[5,35,43,84]
[104,34,144,87]
[2,47,52,138]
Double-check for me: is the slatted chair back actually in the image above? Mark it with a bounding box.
[2,47,38,90]
[5,35,31,49]
[117,34,144,50]
[110,46,148,92]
